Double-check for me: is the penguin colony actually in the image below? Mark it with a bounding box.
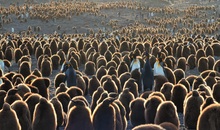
[0,0,220,130]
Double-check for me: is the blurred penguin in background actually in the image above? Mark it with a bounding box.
[153,52,166,77]
[61,61,77,87]
[142,51,154,91]
[130,52,141,72]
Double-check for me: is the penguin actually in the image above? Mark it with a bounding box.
[171,84,188,113]
[132,124,164,130]
[11,100,32,130]
[184,90,204,129]
[54,72,65,88]
[30,77,50,99]
[51,54,61,70]
[0,103,21,130]
[19,61,31,79]
[96,66,107,81]
[65,99,93,130]
[66,86,83,99]
[160,82,174,101]
[123,78,139,98]
[4,88,22,105]
[154,75,168,91]
[50,97,65,128]
[55,83,68,95]
[144,96,163,124]
[129,98,146,127]
[198,57,209,73]
[92,97,116,130]
[174,68,185,84]
[24,93,42,122]
[90,87,105,113]
[197,104,220,130]
[56,92,71,114]
[200,96,217,111]
[61,61,77,87]
[142,51,154,91]
[117,61,129,77]
[118,88,135,120]
[154,101,180,128]
[32,97,57,130]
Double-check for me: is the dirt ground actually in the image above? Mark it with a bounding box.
[1,0,220,130]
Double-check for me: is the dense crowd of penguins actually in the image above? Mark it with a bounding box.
[0,1,220,130]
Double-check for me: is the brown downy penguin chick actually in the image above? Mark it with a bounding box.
[88,75,101,96]
[207,55,215,70]
[40,56,52,77]
[171,84,188,113]
[131,68,142,92]
[57,49,66,65]
[107,66,118,77]
[14,48,23,63]
[149,92,166,101]
[55,83,68,95]
[192,76,206,90]
[160,82,174,101]
[176,57,187,71]
[154,101,180,128]
[11,100,32,130]
[184,90,204,129]
[111,75,122,93]
[0,103,21,130]
[119,88,135,120]
[66,86,83,99]
[51,54,61,70]
[56,92,71,114]
[92,97,116,130]
[144,96,163,124]
[154,75,168,91]
[174,68,185,84]
[123,78,138,98]
[84,61,96,76]
[197,104,220,130]
[24,93,42,122]
[32,97,57,130]
[76,75,86,95]
[117,61,129,77]
[0,77,14,92]
[96,66,107,81]
[159,122,178,130]
[129,98,145,127]
[15,83,31,98]
[132,124,164,130]
[0,90,6,109]
[212,81,220,103]
[54,72,65,88]
[103,77,118,94]
[198,57,209,73]
[68,96,90,110]
[30,77,50,99]
[119,72,131,90]
[164,67,176,85]
[178,78,190,92]
[187,54,196,69]
[65,99,93,130]
[114,100,127,130]
[50,97,65,128]
[4,88,22,105]
[204,71,217,90]
[200,96,217,111]
[19,61,31,79]
[91,87,105,113]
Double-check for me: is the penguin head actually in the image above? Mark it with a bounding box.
[61,61,72,73]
